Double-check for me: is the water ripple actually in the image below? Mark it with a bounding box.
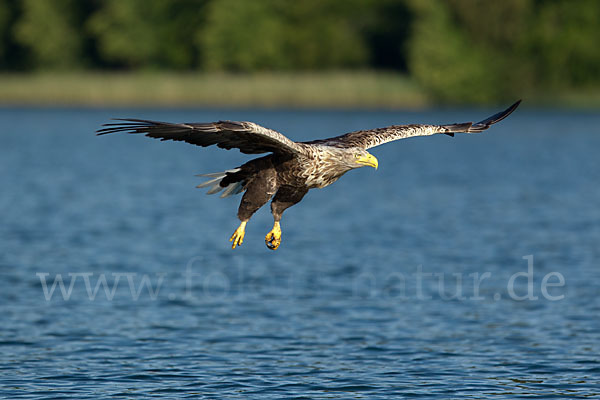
[1,108,599,398]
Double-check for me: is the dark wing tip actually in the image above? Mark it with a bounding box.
[469,99,521,132]
[440,100,521,135]
[95,118,163,135]
[442,100,521,136]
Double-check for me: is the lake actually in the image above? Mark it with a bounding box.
[1,106,599,398]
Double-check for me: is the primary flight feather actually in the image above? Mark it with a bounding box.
[97,100,521,250]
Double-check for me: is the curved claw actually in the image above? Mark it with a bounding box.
[229,221,247,249]
[265,222,281,250]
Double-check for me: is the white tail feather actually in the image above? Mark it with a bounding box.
[206,183,224,195]
[196,168,240,178]
[196,176,225,188]
[220,181,243,198]
[196,172,226,178]
[196,169,244,197]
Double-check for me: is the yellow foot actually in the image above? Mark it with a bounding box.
[229,221,247,249]
[265,221,282,250]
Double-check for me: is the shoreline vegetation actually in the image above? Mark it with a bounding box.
[1,71,599,109]
[3,2,600,109]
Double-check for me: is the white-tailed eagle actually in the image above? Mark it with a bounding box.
[98,100,520,250]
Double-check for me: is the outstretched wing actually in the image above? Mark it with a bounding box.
[312,100,521,149]
[97,119,304,155]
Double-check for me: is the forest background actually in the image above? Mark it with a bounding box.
[1,0,598,108]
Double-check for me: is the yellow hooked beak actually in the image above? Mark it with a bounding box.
[356,153,378,169]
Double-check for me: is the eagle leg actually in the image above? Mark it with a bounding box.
[232,168,277,250]
[265,222,281,250]
[266,186,308,250]
[229,221,247,249]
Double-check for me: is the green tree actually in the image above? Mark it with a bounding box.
[407,0,600,103]
[281,0,369,69]
[407,0,533,103]
[0,0,12,68]
[13,0,86,70]
[362,0,413,72]
[89,0,207,69]
[199,0,370,71]
[531,0,600,89]
[199,0,287,71]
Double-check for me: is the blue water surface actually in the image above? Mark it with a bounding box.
[1,106,599,398]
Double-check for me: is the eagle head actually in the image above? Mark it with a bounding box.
[351,150,378,170]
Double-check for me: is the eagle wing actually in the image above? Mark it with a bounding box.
[312,100,521,149]
[97,119,304,155]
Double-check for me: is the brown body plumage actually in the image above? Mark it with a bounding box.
[97,100,520,250]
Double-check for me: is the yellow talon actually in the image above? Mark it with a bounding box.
[265,221,282,250]
[229,221,247,249]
